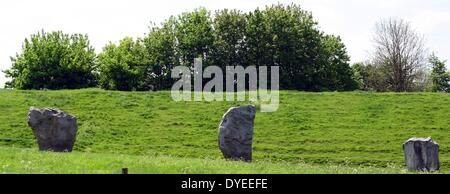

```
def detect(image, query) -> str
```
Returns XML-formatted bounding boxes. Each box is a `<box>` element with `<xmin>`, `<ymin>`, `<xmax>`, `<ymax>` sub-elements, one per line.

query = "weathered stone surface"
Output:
<box><xmin>218</xmin><ymin>105</ymin><xmax>256</xmax><ymax>162</ymax></box>
<box><xmin>28</xmin><ymin>107</ymin><xmax>78</xmax><ymax>152</ymax></box>
<box><xmin>403</xmin><ymin>137</ymin><xmax>440</xmax><ymax>171</ymax></box>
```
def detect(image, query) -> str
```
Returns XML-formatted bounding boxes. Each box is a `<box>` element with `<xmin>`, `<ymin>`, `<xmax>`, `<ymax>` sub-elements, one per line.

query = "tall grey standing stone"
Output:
<box><xmin>27</xmin><ymin>107</ymin><xmax>78</xmax><ymax>152</ymax></box>
<box><xmin>218</xmin><ymin>105</ymin><xmax>256</xmax><ymax>162</ymax></box>
<box><xmin>403</xmin><ymin>137</ymin><xmax>440</xmax><ymax>171</ymax></box>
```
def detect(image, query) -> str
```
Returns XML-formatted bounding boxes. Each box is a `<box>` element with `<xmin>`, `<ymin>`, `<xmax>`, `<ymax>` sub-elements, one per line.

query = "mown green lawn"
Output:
<box><xmin>0</xmin><ymin>89</ymin><xmax>449</xmax><ymax>173</ymax></box>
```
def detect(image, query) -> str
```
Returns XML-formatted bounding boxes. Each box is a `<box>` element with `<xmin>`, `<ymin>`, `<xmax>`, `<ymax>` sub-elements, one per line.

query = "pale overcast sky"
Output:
<box><xmin>1</xmin><ymin>0</ymin><xmax>449</xmax><ymax>88</ymax></box>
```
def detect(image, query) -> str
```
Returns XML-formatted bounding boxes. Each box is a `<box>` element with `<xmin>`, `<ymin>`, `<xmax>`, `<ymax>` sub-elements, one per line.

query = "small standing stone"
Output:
<box><xmin>403</xmin><ymin>137</ymin><xmax>440</xmax><ymax>171</ymax></box>
<box><xmin>218</xmin><ymin>105</ymin><xmax>256</xmax><ymax>162</ymax></box>
<box><xmin>28</xmin><ymin>107</ymin><xmax>78</xmax><ymax>152</ymax></box>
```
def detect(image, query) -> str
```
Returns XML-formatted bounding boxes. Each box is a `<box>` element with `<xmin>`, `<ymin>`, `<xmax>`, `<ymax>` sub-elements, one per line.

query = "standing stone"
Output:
<box><xmin>27</xmin><ymin>107</ymin><xmax>78</xmax><ymax>152</ymax></box>
<box><xmin>218</xmin><ymin>105</ymin><xmax>256</xmax><ymax>162</ymax></box>
<box><xmin>403</xmin><ymin>137</ymin><xmax>440</xmax><ymax>171</ymax></box>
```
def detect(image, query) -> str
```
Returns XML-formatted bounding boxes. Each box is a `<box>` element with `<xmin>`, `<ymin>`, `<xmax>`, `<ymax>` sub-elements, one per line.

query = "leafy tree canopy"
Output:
<box><xmin>4</xmin><ymin>30</ymin><xmax>97</xmax><ymax>89</ymax></box>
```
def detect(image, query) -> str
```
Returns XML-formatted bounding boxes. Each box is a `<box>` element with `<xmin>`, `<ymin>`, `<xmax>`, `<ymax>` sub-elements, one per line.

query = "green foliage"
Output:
<box><xmin>212</xmin><ymin>9</ymin><xmax>247</xmax><ymax>68</ymax></box>
<box><xmin>175</xmin><ymin>7</ymin><xmax>215</xmax><ymax>66</ymax></box>
<box><xmin>352</xmin><ymin>62</ymin><xmax>390</xmax><ymax>92</ymax></box>
<box><xmin>263</xmin><ymin>4</ymin><xmax>321</xmax><ymax>90</ymax></box>
<box><xmin>320</xmin><ymin>35</ymin><xmax>358</xmax><ymax>91</ymax></box>
<box><xmin>97</xmin><ymin>37</ymin><xmax>150</xmax><ymax>91</ymax></box>
<box><xmin>244</xmin><ymin>8</ymin><xmax>271</xmax><ymax>69</ymax></box>
<box><xmin>143</xmin><ymin>17</ymin><xmax>179</xmax><ymax>90</ymax></box>
<box><xmin>5</xmin><ymin>4</ymin><xmax>358</xmax><ymax>92</ymax></box>
<box><xmin>3</xmin><ymin>31</ymin><xmax>97</xmax><ymax>89</ymax></box>
<box><xmin>353</xmin><ymin>60</ymin><xmax>433</xmax><ymax>92</ymax></box>
<box><xmin>429</xmin><ymin>54</ymin><xmax>450</xmax><ymax>92</ymax></box>
<box><xmin>351</xmin><ymin>63</ymin><xmax>364</xmax><ymax>90</ymax></box>
<box><xmin>97</xmin><ymin>4</ymin><xmax>357</xmax><ymax>92</ymax></box>
<box><xmin>1</xmin><ymin>89</ymin><xmax>449</xmax><ymax>171</ymax></box>
<box><xmin>246</xmin><ymin>4</ymin><xmax>355</xmax><ymax>91</ymax></box>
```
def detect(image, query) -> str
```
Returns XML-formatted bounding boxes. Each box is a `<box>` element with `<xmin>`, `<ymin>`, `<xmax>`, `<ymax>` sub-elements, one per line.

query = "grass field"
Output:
<box><xmin>0</xmin><ymin>147</ymin><xmax>408</xmax><ymax>174</ymax></box>
<box><xmin>0</xmin><ymin>89</ymin><xmax>449</xmax><ymax>173</ymax></box>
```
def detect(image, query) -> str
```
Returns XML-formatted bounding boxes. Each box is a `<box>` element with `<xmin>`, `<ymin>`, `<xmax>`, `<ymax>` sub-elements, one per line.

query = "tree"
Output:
<box><xmin>3</xmin><ymin>30</ymin><xmax>97</xmax><ymax>89</ymax></box>
<box><xmin>211</xmin><ymin>9</ymin><xmax>247</xmax><ymax>68</ymax></box>
<box><xmin>98</xmin><ymin>37</ymin><xmax>150</xmax><ymax>91</ymax></box>
<box><xmin>94</xmin><ymin>4</ymin><xmax>358</xmax><ymax>92</ymax></box>
<box><xmin>429</xmin><ymin>54</ymin><xmax>450</xmax><ymax>92</ymax></box>
<box><xmin>352</xmin><ymin>62</ymin><xmax>390</xmax><ymax>92</ymax></box>
<box><xmin>175</xmin><ymin>7</ymin><xmax>215</xmax><ymax>66</ymax></box>
<box><xmin>372</xmin><ymin>18</ymin><xmax>427</xmax><ymax>92</ymax></box>
<box><xmin>320</xmin><ymin>35</ymin><xmax>358</xmax><ymax>91</ymax></box>
<box><xmin>245</xmin><ymin>4</ymin><xmax>356</xmax><ymax>91</ymax></box>
<box><xmin>411</xmin><ymin>67</ymin><xmax>432</xmax><ymax>92</ymax></box>
<box><xmin>351</xmin><ymin>63</ymin><xmax>364</xmax><ymax>90</ymax></box>
<box><xmin>259</xmin><ymin>4</ymin><xmax>324</xmax><ymax>91</ymax></box>
<box><xmin>144</xmin><ymin>17</ymin><xmax>179</xmax><ymax>90</ymax></box>
<box><xmin>244</xmin><ymin>8</ymin><xmax>271</xmax><ymax>69</ymax></box>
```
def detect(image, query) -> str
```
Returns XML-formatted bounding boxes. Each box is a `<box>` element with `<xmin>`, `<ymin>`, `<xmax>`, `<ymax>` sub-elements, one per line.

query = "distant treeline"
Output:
<box><xmin>3</xmin><ymin>4</ymin><xmax>358</xmax><ymax>91</ymax></box>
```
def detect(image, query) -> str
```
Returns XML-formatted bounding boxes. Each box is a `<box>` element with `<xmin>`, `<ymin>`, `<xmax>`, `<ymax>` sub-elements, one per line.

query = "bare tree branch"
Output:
<box><xmin>372</xmin><ymin>18</ymin><xmax>427</xmax><ymax>92</ymax></box>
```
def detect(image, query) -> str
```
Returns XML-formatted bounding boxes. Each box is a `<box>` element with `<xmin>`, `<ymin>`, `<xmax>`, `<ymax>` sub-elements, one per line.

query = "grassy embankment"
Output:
<box><xmin>0</xmin><ymin>89</ymin><xmax>448</xmax><ymax>173</ymax></box>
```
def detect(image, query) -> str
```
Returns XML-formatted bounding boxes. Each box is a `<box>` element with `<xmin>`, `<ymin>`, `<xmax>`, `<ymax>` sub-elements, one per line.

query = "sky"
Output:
<box><xmin>1</xmin><ymin>0</ymin><xmax>449</xmax><ymax>88</ymax></box>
